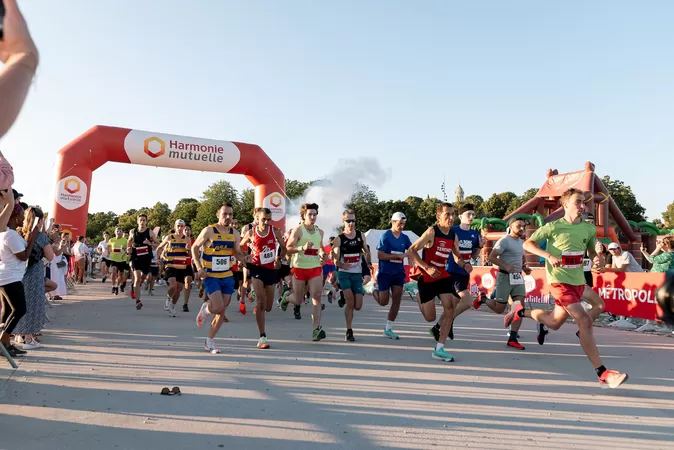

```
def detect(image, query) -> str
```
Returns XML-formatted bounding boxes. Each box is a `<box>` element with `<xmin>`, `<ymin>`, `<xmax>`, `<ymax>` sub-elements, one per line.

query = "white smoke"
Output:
<box><xmin>285</xmin><ymin>157</ymin><xmax>391</xmax><ymax>235</ymax></box>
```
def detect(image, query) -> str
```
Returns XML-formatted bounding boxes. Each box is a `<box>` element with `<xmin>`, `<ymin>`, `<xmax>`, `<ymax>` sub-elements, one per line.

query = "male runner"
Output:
<box><xmin>276</xmin><ymin>230</ymin><xmax>293</xmax><ymax>305</ymax></box>
<box><xmin>107</xmin><ymin>227</ymin><xmax>127</xmax><ymax>295</ymax></box>
<box><xmin>281</xmin><ymin>203</ymin><xmax>329</xmax><ymax>341</ymax></box>
<box><xmin>508</xmin><ymin>188</ymin><xmax>628</xmax><ymax>388</ymax></box>
<box><xmin>240</xmin><ymin>208</ymin><xmax>286</xmax><ymax>349</ymax></box>
<box><xmin>120</xmin><ymin>231</ymin><xmax>131</xmax><ymax>292</ymax></box>
<box><xmin>157</xmin><ymin>219</ymin><xmax>191</xmax><ymax>317</ymax></box>
<box><xmin>407</xmin><ymin>203</ymin><xmax>464</xmax><ymax>361</ymax></box>
<box><xmin>192</xmin><ymin>203</ymin><xmax>248</xmax><ymax>353</ymax></box>
<box><xmin>374</xmin><ymin>212</ymin><xmax>413</xmax><ymax>339</ymax></box>
<box><xmin>447</xmin><ymin>204</ymin><xmax>482</xmax><ymax>339</ymax></box>
<box><xmin>147</xmin><ymin>243</ymin><xmax>159</xmax><ymax>296</ymax></box>
<box><xmin>127</xmin><ymin>214</ymin><xmax>157</xmax><ymax>310</ymax></box>
<box><xmin>182</xmin><ymin>225</ymin><xmax>195</xmax><ymax>312</ymax></box>
<box><xmin>97</xmin><ymin>231</ymin><xmax>111</xmax><ymax>283</ymax></box>
<box><xmin>230</xmin><ymin>218</ymin><xmax>247</xmax><ymax>315</ymax></box>
<box><xmin>331</xmin><ymin>209</ymin><xmax>370</xmax><ymax>341</ymax></box>
<box><xmin>471</xmin><ymin>217</ymin><xmax>531</xmax><ymax>350</ymax></box>
<box><xmin>240</xmin><ymin>211</ymin><xmax>260</xmax><ymax>305</ymax></box>
<box><xmin>323</xmin><ymin>237</ymin><xmax>338</xmax><ymax>303</ymax></box>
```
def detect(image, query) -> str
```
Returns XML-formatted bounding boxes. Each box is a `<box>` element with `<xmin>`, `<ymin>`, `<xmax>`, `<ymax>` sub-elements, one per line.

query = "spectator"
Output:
<box><xmin>72</xmin><ymin>236</ymin><xmax>89</xmax><ymax>283</ymax></box>
<box><xmin>641</xmin><ymin>236</ymin><xmax>674</xmax><ymax>273</ymax></box>
<box><xmin>14</xmin><ymin>207</ymin><xmax>54</xmax><ymax>349</ymax></box>
<box><xmin>0</xmin><ymin>0</ymin><xmax>40</xmax><ymax>140</ymax></box>
<box><xmin>0</xmin><ymin>201</ymin><xmax>38</xmax><ymax>358</ymax></box>
<box><xmin>604</xmin><ymin>242</ymin><xmax>643</xmax><ymax>273</ymax></box>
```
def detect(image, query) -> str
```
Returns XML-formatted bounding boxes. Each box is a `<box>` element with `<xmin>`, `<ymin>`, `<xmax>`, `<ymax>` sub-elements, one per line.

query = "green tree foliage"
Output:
<box><xmin>192</xmin><ymin>181</ymin><xmax>241</xmax><ymax>231</ymax></box>
<box><xmin>506</xmin><ymin>187</ymin><xmax>539</xmax><ymax>215</ymax></box>
<box><xmin>146</xmin><ymin>202</ymin><xmax>171</xmax><ymax>235</ymax></box>
<box><xmin>86</xmin><ymin>211</ymin><xmax>118</xmax><ymax>242</ymax></box>
<box><xmin>117</xmin><ymin>208</ymin><xmax>143</xmax><ymax>234</ymax></box>
<box><xmin>462</xmin><ymin>195</ymin><xmax>485</xmax><ymax>215</ymax></box>
<box><xmin>481</xmin><ymin>192</ymin><xmax>517</xmax><ymax>218</ymax></box>
<box><xmin>417</xmin><ymin>197</ymin><xmax>442</xmax><ymax>228</ymax></box>
<box><xmin>345</xmin><ymin>184</ymin><xmax>380</xmax><ymax>232</ymax></box>
<box><xmin>239</xmin><ymin>188</ymin><xmax>256</xmax><ymax>226</ymax></box>
<box><xmin>285</xmin><ymin>179</ymin><xmax>312</xmax><ymax>200</ymax></box>
<box><xmin>662</xmin><ymin>202</ymin><xmax>674</xmax><ymax>228</ymax></box>
<box><xmin>168</xmin><ymin>198</ymin><xmax>200</xmax><ymax>229</ymax></box>
<box><xmin>376</xmin><ymin>200</ymin><xmax>424</xmax><ymax>235</ymax></box>
<box><xmin>601</xmin><ymin>176</ymin><xmax>646</xmax><ymax>222</ymax></box>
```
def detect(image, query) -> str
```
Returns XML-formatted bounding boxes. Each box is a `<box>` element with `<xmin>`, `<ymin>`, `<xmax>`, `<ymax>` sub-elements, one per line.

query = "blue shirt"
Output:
<box><xmin>376</xmin><ymin>230</ymin><xmax>412</xmax><ymax>275</ymax></box>
<box><xmin>446</xmin><ymin>226</ymin><xmax>481</xmax><ymax>275</ymax></box>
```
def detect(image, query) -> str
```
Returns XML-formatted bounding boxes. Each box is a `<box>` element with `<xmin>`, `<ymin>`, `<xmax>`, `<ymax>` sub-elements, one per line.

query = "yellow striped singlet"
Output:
<box><xmin>165</xmin><ymin>234</ymin><xmax>188</xmax><ymax>269</ymax></box>
<box><xmin>201</xmin><ymin>225</ymin><xmax>235</xmax><ymax>279</ymax></box>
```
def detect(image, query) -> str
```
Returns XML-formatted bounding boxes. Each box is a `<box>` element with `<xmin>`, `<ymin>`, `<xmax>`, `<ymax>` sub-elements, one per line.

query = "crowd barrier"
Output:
<box><xmin>468</xmin><ymin>267</ymin><xmax>664</xmax><ymax>321</ymax></box>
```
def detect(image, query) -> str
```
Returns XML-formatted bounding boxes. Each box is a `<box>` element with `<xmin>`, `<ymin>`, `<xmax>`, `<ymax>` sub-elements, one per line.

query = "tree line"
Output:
<box><xmin>86</xmin><ymin>176</ymin><xmax>667</xmax><ymax>243</ymax></box>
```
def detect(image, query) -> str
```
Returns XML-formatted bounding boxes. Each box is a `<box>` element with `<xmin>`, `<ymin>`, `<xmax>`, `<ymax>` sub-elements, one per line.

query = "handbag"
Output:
<box><xmin>56</xmin><ymin>259</ymin><xmax>67</xmax><ymax>269</ymax></box>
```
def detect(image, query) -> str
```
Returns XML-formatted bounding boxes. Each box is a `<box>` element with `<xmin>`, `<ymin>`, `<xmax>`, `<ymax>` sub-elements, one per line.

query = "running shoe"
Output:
<box><xmin>111</xmin><ymin>286</ymin><xmax>116</xmax><ymax>295</ymax></box>
<box><xmin>504</xmin><ymin>303</ymin><xmax>524</xmax><ymax>328</ymax></box>
<box><xmin>449</xmin><ymin>323</ymin><xmax>454</xmax><ymax>340</ymax></box>
<box><xmin>537</xmin><ymin>323</ymin><xmax>549</xmax><ymax>345</ymax></box>
<box><xmin>239</xmin><ymin>302</ymin><xmax>247</xmax><ymax>315</ymax></box>
<box><xmin>345</xmin><ymin>329</ymin><xmax>355</xmax><ymax>342</ymax></box>
<box><xmin>249</xmin><ymin>291</ymin><xmax>257</xmax><ymax>302</ymax></box>
<box><xmin>204</xmin><ymin>339</ymin><xmax>220</xmax><ymax>354</ymax></box>
<box><xmin>257</xmin><ymin>336</ymin><xmax>270</xmax><ymax>349</ymax></box>
<box><xmin>120</xmin><ymin>283</ymin><xmax>126</xmax><ymax>292</ymax></box>
<box><xmin>598</xmin><ymin>370</ymin><xmax>628</xmax><ymax>389</ymax></box>
<box><xmin>429</xmin><ymin>326</ymin><xmax>440</xmax><ymax>342</ymax></box>
<box><xmin>383</xmin><ymin>329</ymin><xmax>399</xmax><ymax>340</ymax></box>
<box><xmin>182</xmin><ymin>304</ymin><xmax>189</xmax><ymax>313</ymax></box>
<box><xmin>312</xmin><ymin>327</ymin><xmax>326</xmax><ymax>341</ymax></box>
<box><xmin>327</xmin><ymin>292</ymin><xmax>333</xmax><ymax>303</ymax></box>
<box><xmin>254</xmin><ymin>306</ymin><xmax>258</xmax><ymax>313</ymax></box>
<box><xmin>196</xmin><ymin>302</ymin><xmax>210</xmax><ymax>328</ymax></box>
<box><xmin>321</xmin><ymin>303</ymin><xmax>325</xmax><ymax>311</ymax></box>
<box><xmin>293</xmin><ymin>305</ymin><xmax>302</xmax><ymax>320</ymax></box>
<box><xmin>135</xmin><ymin>300</ymin><xmax>143</xmax><ymax>310</ymax></box>
<box><xmin>432</xmin><ymin>347</ymin><xmax>454</xmax><ymax>362</ymax></box>
<box><xmin>7</xmin><ymin>345</ymin><xmax>27</xmax><ymax>355</ymax></box>
<box><xmin>473</xmin><ymin>293</ymin><xmax>485</xmax><ymax>310</ymax></box>
<box><xmin>338</xmin><ymin>293</ymin><xmax>346</xmax><ymax>308</ymax></box>
<box><xmin>21</xmin><ymin>339</ymin><xmax>41</xmax><ymax>350</ymax></box>
<box><xmin>576</xmin><ymin>330</ymin><xmax>580</xmax><ymax>341</ymax></box>
<box><xmin>279</xmin><ymin>293</ymin><xmax>290</xmax><ymax>312</ymax></box>
<box><xmin>130</xmin><ymin>289</ymin><xmax>136</xmax><ymax>300</ymax></box>
<box><xmin>507</xmin><ymin>340</ymin><xmax>525</xmax><ymax>350</ymax></box>
<box><xmin>102</xmin><ymin>276</ymin><xmax>107</xmax><ymax>283</ymax></box>
<box><xmin>168</xmin><ymin>304</ymin><xmax>177</xmax><ymax>317</ymax></box>
<box><xmin>165</xmin><ymin>295</ymin><xmax>171</xmax><ymax>311</ymax></box>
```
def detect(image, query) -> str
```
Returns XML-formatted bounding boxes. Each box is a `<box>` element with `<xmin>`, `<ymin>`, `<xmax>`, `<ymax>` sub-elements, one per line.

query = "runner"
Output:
<box><xmin>120</xmin><ymin>231</ymin><xmax>131</xmax><ymax>293</ymax></box>
<box><xmin>446</xmin><ymin>204</ymin><xmax>483</xmax><ymax>339</ymax></box>
<box><xmin>471</xmin><ymin>217</ymin><xmax>530</xmax><ymax>350</ymax></box>
<box><xmin>240</xmin><ymin>211</ymin><xmax>260</xmax><ymax>306</ymax></box>
<box><xmin>107</xmin><ymin>227</ymin><xmax>128</xmax><ymax>295</ymax></box>
<box><xmin>127</xmin><ymin>214</ymin><xmax>158</xmax><ymax>310</ymax></box>
<box><xmin>146</xmin><ymin>243</ymin><xmax>159</xmax><ymax>296</ymax></box>
<box><xmin>97</xmin><ymin>231</ymin><xmax>111</xmax><ymax>283</ymax></box>
<box><xmin>231</xmin><ymin>218</ymin><xmax>247</xmax><ymax>315</ymax></box>
<box><xmin>374</xmin><ymin>212</ymin><xmax>413</xmax><ymax>339</ymax></box>
<box><xmin>182</xmin><ymin>225</ymin><xmax>195</xmax><ymax>312</ymax></box>
<box><xmin>157</xmin><ymin>219</ymin><xmax>191</xmax><ymax>317</ymax></box>
<box><xmin>192</xmin><ymin>203</ymin><xmax>248</xmax><ymax>354</ymax></box>
<box><xmin>280</xmin><ymin>203</ymin><xmax>329</xmax><ymax>341</ymax></box>
<box><xmin>407</xmin><ymin>203</ymin><xmax>463</xmax><ymax>361</ymax></box>
<box><xmin>331</xmin><ymin>209</ymin><xmax>370</xmax><ymax>341</ymax></box>
<box><xmin>323</xmin><ymin>237</ymin><xmax>339</xmax><ymax>303</ymax></box>
<box><xmin>239</xmin><ymin>208</ymin><xmax>286</xmax><ymax>349</ymax></box>
<box><xmin>276</xmin><ymin>230</ymin><xmax>293</xmax><ymax>306</ymax></box>
<box><xmin>510</xmin><ymin>188</ymin><xmax>628</xmax><ymax>388</ymax></box>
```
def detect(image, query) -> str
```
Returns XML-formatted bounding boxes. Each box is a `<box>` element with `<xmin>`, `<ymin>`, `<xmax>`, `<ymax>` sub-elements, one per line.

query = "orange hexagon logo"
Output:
<box><xmin>144</xmin><ymin>137</ymin><xmax>165</xmax><ymax>158</ymax></box>
<box><xmin>64</xmin><ymin>177</ymin><xmax>81</xmax><ymax>194</ymax></box>
<box><xmin>270</xmin><ymin>193</ymin><xmax>283</xmax><ymax>208</ymax></box>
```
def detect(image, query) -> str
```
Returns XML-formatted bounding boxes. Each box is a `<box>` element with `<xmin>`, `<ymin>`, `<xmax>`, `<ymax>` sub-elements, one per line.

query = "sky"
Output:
<box><xmin>3</xmin><ymin>0</ymin><xmax>673</xmax><ymax>221</ymax></box>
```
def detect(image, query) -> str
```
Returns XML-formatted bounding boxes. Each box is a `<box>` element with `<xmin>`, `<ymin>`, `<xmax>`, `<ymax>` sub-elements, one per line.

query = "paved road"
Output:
<box><xmin>1</xmin><ymin>282</ymin><xmax>673</xmax><ymax>449</ymax></box>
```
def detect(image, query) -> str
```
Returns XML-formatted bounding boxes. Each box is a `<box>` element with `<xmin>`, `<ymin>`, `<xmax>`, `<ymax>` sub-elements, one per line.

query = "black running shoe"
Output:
<box><xmin>346</xmin><ymin>329</ymin><xmax>355</xmax><ymax>342</ymax></box>
<box><xmin>448</xmin><ymin>323</ymin><xmax>454</xmax><ymax>340</ymax></box>
<box><xmin>321</xmin><ymin>303</ymin><xmax>325</xmax><ymax>311</ymax></box>
<box><xmin>293</xmin><ymin>305</ymin><xmax>301</xmax><ymax>320</ymax></box>
<box><xmin>537</xmin><ymin>323</ymin><xmax>549</xmax><ymax>345</ymax></box>
<box><xmin>183</xmin><ymin>304</ymin><xmax>189</xmax><ymax>312</ymax></box>
<box><xmin>429</xmin><ymin>325</ymin><xmax>440</xmax><ymax>342</ymax></box>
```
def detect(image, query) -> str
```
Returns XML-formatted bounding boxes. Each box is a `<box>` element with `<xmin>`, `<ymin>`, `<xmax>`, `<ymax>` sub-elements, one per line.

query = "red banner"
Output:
<box><xmin>468</xmin><ymin>267</ymin><xmax>664</xmax><ymax>321</ymax></box>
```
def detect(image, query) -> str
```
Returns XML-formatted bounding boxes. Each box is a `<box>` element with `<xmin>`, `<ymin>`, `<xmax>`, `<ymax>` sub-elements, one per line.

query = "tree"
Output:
<box><xmin>506</xmin><ymin>187</ymin><xmax>539</xmax><ymax>215</ymax></box>
<box><xmin>147</xmin><ymin>202</ymin><xmax>172</xmax><ymax>235</ymax></box>
<box><xmin>117</xmin><ymin>208</ymin><xmax>142</xmax><ymax>234</ymax></box>
<box><xmin>192</xmin><ymin>180</ymin><xmax>241</xmax><ymax>231</ymax></box>
<box><xmin>86</xmin><ymin>211</ymin><xmax>118</xmax><ymax>242</ymax></box>
<box><xmin>417</xmin><ymin>197</ymin><xmax>441</xmax><ymax>228</ymax></box>
<box><xmin>346</xmin><ymin>184</ymin><xmax>380</xmax><ymax>232</ymax></box>
<box><xmin>663</xmin><ymin>202</ymin><xmax>674</xmax><ymax>228</ymax></box>
<box><xmin>481</xmin><ymin>192</ymin><xmax>517</xmax><ymax>218</ymax></box>
<box><xmin>404</xmin><ymin>196</ymin><xmax>424</xmax><ymax>212</ymax></box>
<box><xmin>239</xmin><ymin>188</ymin><xmax>255</xmax><ymax>226</ymax></box>
<box><xmin>462</xmin><ymin>195</ymin><xmax>485</xmax><ymax>216</ymax></box>
<box><xmin>285</xmin><ymin>179</ymin><xmax>312</xmax><ymax>200</ymax></box>
<box><xmin>601</xmin><ymin>176</ymin><xmax>646</xmax><ymax>222</ymax></box>
<box><xmin>169</xmin><ymin>198</ymin><xmax>200</xmax><ymax>228</ymax></box>
<box><xmin>376</xmin><ymin>200</ymin><xmax>424</xmax><ymax>235</ymax></box>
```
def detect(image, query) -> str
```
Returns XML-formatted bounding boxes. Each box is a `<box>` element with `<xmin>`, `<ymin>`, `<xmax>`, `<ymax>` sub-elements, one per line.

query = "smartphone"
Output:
<box><xmin>0</xmin><ymin>0</ymin><xmax>5</xmax><ymax>41</ymax></box>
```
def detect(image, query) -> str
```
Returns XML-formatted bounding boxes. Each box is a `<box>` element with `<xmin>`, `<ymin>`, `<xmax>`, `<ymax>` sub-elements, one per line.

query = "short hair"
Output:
<box><xmin>77</xmin><ymin>235</ymin><xmax>85</xmax><ymax>241</ymax></box>
<box><xmin>436</xmin><ymin>202</ymin><xmax>453</xmax><ymax>214</ymax></box>
<box><xmin>508</xmin><ymin>216</ymin><xmax>526</xmax><ymax>226</ymax></box>
<box><xmin>342</xmin><ymin>209</ymin><xmax>355</xmax><ymax>217</ymax></box>
<box><xmin>253</xmin><ymin>207</ymin><xmax>263</xmax><ymax>214</ymax></box>
<box><xmin>256</xmin><ymin>207</ymin><xmax>271</xmax><ymax>216</ymax></box>
<box><xmin>137</xmin><ymin>213</ymin><xmax>148</xmax><ymax>220</ymax></box>
<box><xmin>218</xmin><ymin>203</ymin><xmax>234</xmax><ymax>212</ymax></box>
<box><xmin>300</xmin><ymin>203</ymin><xmax>319</xmax><ymax>220</ymax></box>
<box><xmin>560</xmin><ymin>188</ymin><xmax>585</xmax><ymax>206</ymax></box>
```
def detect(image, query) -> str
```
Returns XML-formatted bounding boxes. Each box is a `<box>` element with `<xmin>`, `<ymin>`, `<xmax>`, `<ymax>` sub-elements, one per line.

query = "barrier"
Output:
<box><xmin>468</xmin><ymin>267</ymin><xmax>664</xmax><ymax>321</ymax></box>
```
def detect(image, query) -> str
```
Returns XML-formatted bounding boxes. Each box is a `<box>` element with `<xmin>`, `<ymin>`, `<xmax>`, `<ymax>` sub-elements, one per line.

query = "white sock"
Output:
<box><xmin>435</xmin><ymin>343</ymin><xmax>444</xmax><ymax>351</ymax></box>
<box><xmin>386</xmin><ymin>320</ymin><xmax>394</xmax><ymax>331</ymax></box>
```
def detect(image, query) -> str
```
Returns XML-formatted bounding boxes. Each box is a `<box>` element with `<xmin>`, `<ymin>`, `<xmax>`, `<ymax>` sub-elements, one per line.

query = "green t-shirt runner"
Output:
<box><xmin>108</xmin><ymin>237</ymin><xmax>128</xmax><ymax>263</ymax></box>
<box><xmin>530</xmin><ymin>219</ymin><xmax>596</xmax><ymax>286</ymax></box>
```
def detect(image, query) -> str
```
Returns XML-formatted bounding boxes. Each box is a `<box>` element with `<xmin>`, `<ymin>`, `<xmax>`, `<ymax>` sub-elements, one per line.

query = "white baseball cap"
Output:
<box><xmin>391</xmin><ymin>212</ymin><xmax>406</xmax><ymax>222</ymax></box>
<box><xmin>174</xmin><ymin>219</ymin><xmax>185</xmax><ymax>226</ymax></box>
<box><xmin>608</xmin><ymin>242</ymin><xmax>620</xmax><ymax>250</ymax></box>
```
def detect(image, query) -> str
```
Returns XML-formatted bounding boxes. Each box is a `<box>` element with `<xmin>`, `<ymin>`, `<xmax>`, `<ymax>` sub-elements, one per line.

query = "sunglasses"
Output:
<box><xmin>344</xmin><ymin>219</ymin><xmax>356</xmax><ymax>223</ymax></box>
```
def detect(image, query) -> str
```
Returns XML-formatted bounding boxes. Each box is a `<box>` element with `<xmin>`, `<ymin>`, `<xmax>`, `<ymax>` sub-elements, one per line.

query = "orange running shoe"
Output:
<box><xmin>239</xmin><ymin>302</ymin><xmax>247</xmax><ymax>315</ymax></box>
<box><xmin>598</xmin><ymin>370</ymin><xmax>628</xmax><ymax>389</ymax></box>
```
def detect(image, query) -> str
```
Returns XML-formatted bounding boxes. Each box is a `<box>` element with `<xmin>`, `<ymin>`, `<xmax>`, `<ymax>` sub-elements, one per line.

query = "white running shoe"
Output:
<box><xmin>204</xmin><ymin>339</ymin><xmax>220</xmax><ymax>354</ymax></box>
<box><xmin>196</xmin><ymin>302</ymin><xmax>210</xmax><ymax>328</ymax></box>
<box><xmin>22</xmin><ymin>339</ymin><xmax>42</xmax><ymax>350</ymax></box>
<box><xmin>165</xmin><ymin>295</ymin><xmax>171</xmax><ymax>311</ymax></box>
<box><xmin>168</xmin><ymin>304</ymin><xmax>177</xmax><ymax>317</ymax></box>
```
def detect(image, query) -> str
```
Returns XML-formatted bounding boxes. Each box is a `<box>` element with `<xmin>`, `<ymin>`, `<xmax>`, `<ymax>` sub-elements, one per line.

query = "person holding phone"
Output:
<box><xmin>0</xmin><ymin>0</ymin><xmax>39</xmax><ymax>140</ymax></box>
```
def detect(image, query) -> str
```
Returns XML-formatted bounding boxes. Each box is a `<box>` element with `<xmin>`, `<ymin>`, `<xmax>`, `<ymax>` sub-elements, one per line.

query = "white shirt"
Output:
<box><xmin>72</xmin><ymin>241</ymin><xmax>90</xmax><ymax>260</ymax></box>
<box><xmin>98</xmin><ymin>240</ymin><xmax>110</xmax><ymax>258</ymax></box>
<box><xmin>614</xmin><ymin>251</ymin><xmax>644</xmax><ymax>272</ymax></box>
<box><xmin>0</xmin><ymin>229</ymin><xmax>27</xmax><ymax>285</ymax></box>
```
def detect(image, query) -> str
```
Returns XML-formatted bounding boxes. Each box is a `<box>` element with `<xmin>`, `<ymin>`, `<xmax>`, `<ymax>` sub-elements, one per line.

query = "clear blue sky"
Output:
<box><xmin>3</xmin><ymin>0</ymin><xmax>673</xmax><ymax>220</ymax></box>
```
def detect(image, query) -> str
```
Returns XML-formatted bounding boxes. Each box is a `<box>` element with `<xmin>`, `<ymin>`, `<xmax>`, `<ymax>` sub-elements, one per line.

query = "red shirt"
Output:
<box><xmin>324</xmin><ymin>245</ymin><xmax>334</xmax><ymax>267</ymax></box>
<box><xmin>251</xmin><ymin>226</ymin><xmax>278</xmax><ymax>269</ymax></box>
<box><xmin>420</xmin><ymin>225</ymin><xmax>455</xmax><ymax>282</ymax></box>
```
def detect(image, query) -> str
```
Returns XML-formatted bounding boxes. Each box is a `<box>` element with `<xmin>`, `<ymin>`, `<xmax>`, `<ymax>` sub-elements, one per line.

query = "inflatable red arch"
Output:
<box><xmin>51</xmin><ymin>126</ymin><xmax>286</xmax><ymax>237</ymax></box>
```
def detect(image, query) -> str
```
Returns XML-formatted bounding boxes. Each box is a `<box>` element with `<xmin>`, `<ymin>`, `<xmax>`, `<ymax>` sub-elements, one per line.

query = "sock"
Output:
<box><xmin>595</xmin><ymin>365</ymin><xmax>606</xmax><ymax>377</ymax></box>
<box><xmin>509</xmin><ymin>330</ymin><xmax>518</xmax><ymax>341</ymax></box>
<box><xmin>260</xmin><ymin>332</ymin><xmax>266</xmax><ymax>338</ymax></box>
<box><xmin>386</xmin><ymin>320</ymin><xmax>394</xmax><ymax>331</ymax></box>
<box><xmin>435</xmin><ymin>343</ymin><xmax>444</xmax><ymax>351</ymax></box>
<box><xmin>433</xmin><ymin>322</ymin><xmax>440</xmax><ymax>331</ymax></box>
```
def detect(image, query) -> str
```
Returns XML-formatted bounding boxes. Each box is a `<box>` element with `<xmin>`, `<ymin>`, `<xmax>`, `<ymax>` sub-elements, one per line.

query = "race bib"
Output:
<box><xmin>135</xmin><ymin>246</ymin><xmax>149</xmax><ymax>256</ymax></box>
<box><xmin>304</xmin><ymin>248</ymin><xmax>319</xmax><ymax>257</ymax></box>
<box><xmin>344</xmin><ymin>253</ymin><xmax>360</xmax><ymax>264</ymax></box>
<box><xmin>172</xmin><ymin>257</ymin><xmax>187</xmax><ymax>266</ymax></box>
<box><xmin>561</xmin><ymin>251</ymin><xmax>583</xmax><ymax>269</ymax></box>
<box><xmin>260</xmin><ymin>249</ymin><xmax>275</xmax><ymax>265</ymax></box>
<box><xmin>583</xmin><ymin>258</ymin><xmax>592</xmax><ymax>272</ymax></box>
<box><xmin>391</xmin><ymin>250</ymin><xmax>403</xmax><ymax>263</ymax></box>
<box><xmin>112</xmin><ymin>248</ymin><xmax>121</xmax><ymax>253</ymax></box>
<box><xmin>460</xmin><ymin>251</ymin><xmax>472</xmax><ymax>262</ymax></box>
<box><xmin>212</xmin><ymin>256</ymin><xmax>231</xmax><ymax>272</ymax></box>
<box><xmin>509</xmin><ymin>272</ymin><xmax>524</xmax><ymax>285</ymax></box>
